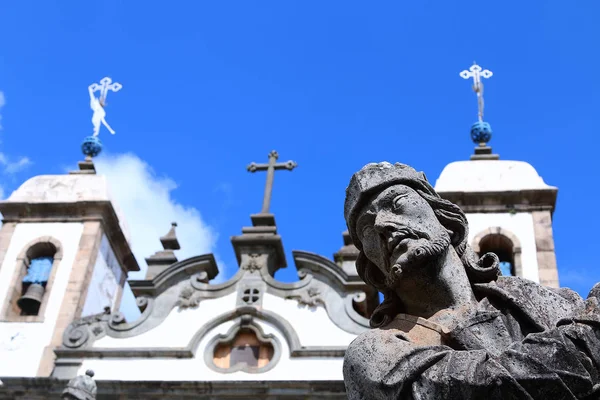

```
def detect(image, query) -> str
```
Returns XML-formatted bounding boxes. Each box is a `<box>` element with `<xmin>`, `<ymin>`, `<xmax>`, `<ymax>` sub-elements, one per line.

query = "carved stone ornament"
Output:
<box><xmin>242</xmin><ymin>253</ymin><xmax>262</xmax><ymax>273</ymax></box>
<box><xmin>343</xmin><ymin>162</ymin><xmax>600</xmax><ymax>399</ymax></box>
<box><xmin>287</xmin><ymin>286</ymin><xmax>323</xmax><ymax>308</ymax></box>
<box><xmin>63</xmin><ymin>307</ymin><xmax>113</xmax><ymax>348</ymax></box>
<box><xmin>205</xmin><ymin>316</ymin><xmax>281</xmax><ymax>374</ymax></box>
<box><xmin>176</xmin><ymin>284</ymin><xmax>202</xmax><ymax>310</ymax></box>
<box><xmin>62</xmin><ymin>304</ymin><xmax>144</xmax><ymax>349</ymax></box>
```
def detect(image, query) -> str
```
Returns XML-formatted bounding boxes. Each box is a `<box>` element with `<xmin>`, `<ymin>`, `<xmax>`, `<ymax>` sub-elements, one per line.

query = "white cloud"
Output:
<box><xmin>0</xmin><ymin>92</ymin><xmax>31</xmax><ymax>175</ymax></box>
<box><xmin>1</xmin><ymin>156</ymin><xmax>31</xmax><ymax>174</ymax></box>
<box><xmin>94</xmin><ymin>153</ymin><xmax>221</xmax><ymax>281</ymax></box>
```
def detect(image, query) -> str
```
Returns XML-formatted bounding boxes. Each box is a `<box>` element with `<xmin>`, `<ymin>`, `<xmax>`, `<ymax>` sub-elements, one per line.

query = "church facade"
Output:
<box><xmin>0</xmin><ymin>143</ymin><xmax>559</xmax><ymax>398</ymax></box>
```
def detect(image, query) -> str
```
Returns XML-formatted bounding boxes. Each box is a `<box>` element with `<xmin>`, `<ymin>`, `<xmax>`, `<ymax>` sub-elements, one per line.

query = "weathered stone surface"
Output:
<box><xmin>343</xmin><ymin>162</ymin><xmax>600</xmax><ymax>399</ymax></box>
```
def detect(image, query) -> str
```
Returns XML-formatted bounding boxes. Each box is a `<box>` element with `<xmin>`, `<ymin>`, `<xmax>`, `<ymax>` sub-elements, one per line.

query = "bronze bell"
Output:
<box><xmin>17</xmin><ymin>283</ymin><xmax>45</xmax><ymax>315</ymax></box>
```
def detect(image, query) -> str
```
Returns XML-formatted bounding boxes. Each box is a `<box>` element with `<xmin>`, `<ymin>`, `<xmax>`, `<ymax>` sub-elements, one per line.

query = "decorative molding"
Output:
<box><xmin>62</xmin><ymin>307</ymin><xmax>113</xmax><ymax>349</ymax></box>
<box><xmin>437</xmin><ymin>189</ymin><xmax>558</xmax><ymax>215</ymax></box>
<box><xmin>176</xmin><ymin>285</ymin><xmax>202</xmax><ymax>310</ymax></box>
<box><xmin>61</xmin><ymin>294</ymin><xmax>157</xmax><ymax>349</ymax></box>
<box><xmin>289</xmin><ymin>251</ymin><xmax>377</xmax><ymax>332</ymax></box>
<box><xmin>55</xmin><ymin>307</ymin><xmax>347</xmax><ymax>361</ymax></box>
<box><xmin>259</xmin><ymin>264</ymin><xmax>313</xmax><ymax>291</ymax></box>
<box><xmin>129</xmin><ymin>254</ymin><xmax>218</xmax><ymax>297</ymax></box>
<box><xmin>241</xmin><ymin>253</ymin><xmax>262</xmax><ymax>273</ymax></box>
<box><xmin>0</xmin><ymin>201</ymin><xmax>139</xmax><ymax>273</ymax></box>
<box><xmin>292</xmin><ymin>251</ymin><xmax>367</xmax><ymax>287</ymax></box>
<box><xmin>286</xmin><ymin>286</ymin><xmax>324</xmax><ymax>308</ymax></box>
<box><xmin>344</xmin><ymin>293</ymin><xmax>370</xmax><ymax>328</ymax></box>
<box><xmin>1</xmin><ymin>378</ymin><xmax>348</xmax><ymax>399</ymax></box>
<box><xmin>204</xmin><ymin>316</ymin><xmax>281</xmax><ymax>374</ymax></box>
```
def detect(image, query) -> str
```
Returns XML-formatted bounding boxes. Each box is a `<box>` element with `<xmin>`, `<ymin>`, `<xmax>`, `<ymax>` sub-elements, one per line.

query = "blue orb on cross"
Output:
<box><xmin>81</xmin><ymin>136</ymin><xmax>103</xmax><ymax>158</ymax></box>
<box><xmin>470</xmin><ymin>121</ymin><xmax>492</xmax><ymax>144</ymax></box>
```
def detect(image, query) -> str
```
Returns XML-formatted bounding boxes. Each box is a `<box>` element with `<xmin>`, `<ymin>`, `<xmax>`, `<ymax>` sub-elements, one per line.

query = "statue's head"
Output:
<box><xmin>345</xmin><ymin>162</ymin><xmax>499</xmax><ymax>328</ymax></box>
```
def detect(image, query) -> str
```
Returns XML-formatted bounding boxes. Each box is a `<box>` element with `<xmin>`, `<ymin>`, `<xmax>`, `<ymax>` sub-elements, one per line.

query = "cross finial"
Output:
<box><xmin>247</xmin><ymin>151</ymin><xmax>297</xmax><ymax>214</ymax></box>
<box><xmin>88</xmin><ymin>77</ymin><xmax>122</xmax><ymax>137</ymax></box>
<box><xmin>459</xmin><ymin>63</ymin><xmax>493</xmax><ymax>122</ymax></box>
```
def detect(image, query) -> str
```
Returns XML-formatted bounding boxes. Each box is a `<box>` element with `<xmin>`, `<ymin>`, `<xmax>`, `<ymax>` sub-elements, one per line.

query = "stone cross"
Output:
<box><xmin>247</xmin><ymin>150</ymin><xmax>297</xmax><ymax>214</ymax></box>
<box><xmin>460</xmin><ymin>63</ymin><xmax>493</xmax><ymax>121</ymax></box>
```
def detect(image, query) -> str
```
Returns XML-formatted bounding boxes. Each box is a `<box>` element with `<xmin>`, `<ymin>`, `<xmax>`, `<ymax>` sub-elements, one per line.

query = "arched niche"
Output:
<box><xmin>471</xmin><ymin>227</ymin><xmax>522</xmax><ymax>277</ymax></box>
<box><xmin>204</xmin><ymin>317</ymin><xmax>281</xmax><ymax>374</ymax></box>
<box><xmin>1</xmin><ymin>236</ymin><xmax>63</xmax><ymax>322</ymax></box>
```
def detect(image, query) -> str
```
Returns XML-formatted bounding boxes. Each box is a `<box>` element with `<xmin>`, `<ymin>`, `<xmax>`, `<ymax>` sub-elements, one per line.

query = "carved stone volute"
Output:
<box><xmin>62</xmin><ymin>307</ymin><xmax>112</xmax><ymax>349</ymax></box>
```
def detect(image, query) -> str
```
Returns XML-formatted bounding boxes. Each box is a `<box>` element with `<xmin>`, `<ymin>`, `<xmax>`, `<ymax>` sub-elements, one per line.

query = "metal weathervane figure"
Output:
<box><xmin>81</xmin><ymin>77</ymin><xmax>122</xmax><ymax>159</ymax></box>
<box><xmin>460</xmin><ymin>63</ymin><xmax>494</xmax><ymax>145</ymax></box>
<box><xmin>89</xmin><ymin>77</ymin><xmax>122</xmax><ymax>137</ymax></box>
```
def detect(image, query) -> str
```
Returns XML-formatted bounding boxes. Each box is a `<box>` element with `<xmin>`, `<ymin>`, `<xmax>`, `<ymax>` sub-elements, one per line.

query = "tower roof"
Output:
<box><xmin>434</xmin><ymin>159</ymin><xmax>555</xmax><ymax>193</ymax></box>
<box><xmin>6</xmin><ymin>174</ymin><xmax>131</xmax><ymax>243</ymax></box>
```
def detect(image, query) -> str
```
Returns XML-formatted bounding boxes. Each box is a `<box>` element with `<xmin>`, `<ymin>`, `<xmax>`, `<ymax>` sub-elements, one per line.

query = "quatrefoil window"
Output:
<box><xmin>207</xmin><ymin>322</ymin><xmax>280</xmax><ymax>374</ymax></box>
<box><xmin>242</xmin><ymin>288</ymin><xmax>260</xmax><ymax>304</ymax></box>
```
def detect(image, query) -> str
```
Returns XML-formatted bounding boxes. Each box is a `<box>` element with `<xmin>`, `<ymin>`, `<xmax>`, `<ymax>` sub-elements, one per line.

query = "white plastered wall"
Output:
<box><xmin>466</xmin><ymin>212</ymin><xmax>539</xmax><ymax>282</ymax></box>
<box><xmin>81</xmin><ymin>235</ymin><xmax>123</xmax><ymax>317</ymax></box>
<box><xmin>0</xmin><ymin>222</ymin><xmax>83</xmax><ymax>377</ymax></box>
<box><xmin>78</xmin><ymin>292</ymin><xmax>356</xmax><ymax>381</ymax></box>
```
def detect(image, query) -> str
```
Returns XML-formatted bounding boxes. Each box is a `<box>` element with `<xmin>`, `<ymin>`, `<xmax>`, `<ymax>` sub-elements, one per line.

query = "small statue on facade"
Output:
<box><xmin>343</xmin><ymin>162</ymin><xmax>600</xmax><ymax>399</ymax></box>
<box><xmin>62</xmin><ymin>369</ymin><xmax>97</xmax><ymax>400</ymax></box>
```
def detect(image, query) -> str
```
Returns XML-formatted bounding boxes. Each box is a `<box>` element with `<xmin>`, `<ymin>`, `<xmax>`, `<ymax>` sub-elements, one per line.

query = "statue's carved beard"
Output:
<box><xmin>384</xmin><ymin>229</ymin><xmax>451</xmax><ymax>288</ymax></box>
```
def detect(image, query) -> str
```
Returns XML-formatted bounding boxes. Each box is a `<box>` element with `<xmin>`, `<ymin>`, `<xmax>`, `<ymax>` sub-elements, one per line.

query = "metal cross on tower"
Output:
<box><xmin>459</xmin><ymin>63</ymin><xmax>493</xmax><ymax>122</ymax></box>
<box><xmin>88</xmin><ymin>77</ymin><xmax>123</xmax><ymax>137</ymax></box>
<box><xmin>90</xmin><ymin>77</ymin><xmax>123</xmax><ymax>106</ymax></box>
<box><xmin>247</xmin><ymin>151</ymin><xmax>297</xmax><ymax>214</ymax></box>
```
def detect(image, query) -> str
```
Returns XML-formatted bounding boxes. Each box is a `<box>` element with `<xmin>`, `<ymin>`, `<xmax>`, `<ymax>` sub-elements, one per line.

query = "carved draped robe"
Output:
<box><xmin>344</xmin><ymin>277</ymin><xmax>600</xmax><ymax>399</ymax></box>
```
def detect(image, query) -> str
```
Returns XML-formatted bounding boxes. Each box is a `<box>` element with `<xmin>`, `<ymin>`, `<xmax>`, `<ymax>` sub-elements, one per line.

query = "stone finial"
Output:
<box><xmin>470</xmin><ymin>142</ymin><xmax>500</xmax><ymax>160</ymax></box>
<box><xmin>160</xmin><ymin>222</ymin><xmax>181</xmax><ymax>250</ymax></box>
<box><xmin>61</xmin><ymin>369</ymin><xmax>97</xmax><ymax>400</ymax></box>
<box><xmin>231</xmin><ymin>213</ymin><xmax>287</xmax><ymax>276</ymax></box>
<box><xmin>69</xmin><ymin>156</ymin><xmax>97</xmax><ymax>175</ymax></box>
<box><xmin>145</xmin><ymin>222</ymin><xmax>180</xmax><ymax>280</ymax></box>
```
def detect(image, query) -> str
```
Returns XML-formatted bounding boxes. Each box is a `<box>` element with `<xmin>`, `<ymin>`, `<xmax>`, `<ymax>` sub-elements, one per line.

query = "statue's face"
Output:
<box><xmin>355</xmin><ymin>184</ymin><xmax>451</xmax><ymax>287</ymax></box>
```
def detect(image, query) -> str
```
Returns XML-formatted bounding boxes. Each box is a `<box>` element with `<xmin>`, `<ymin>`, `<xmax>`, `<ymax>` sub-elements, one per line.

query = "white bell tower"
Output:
<box><xmin>0</xmin><ymin>158</ymin><xmax>139</xmax><ymax>377</ymax></box>
<box><xmin>435</xmin><ymin>63</ymin><xmax>560</xmax><ymax>288</ymax></box>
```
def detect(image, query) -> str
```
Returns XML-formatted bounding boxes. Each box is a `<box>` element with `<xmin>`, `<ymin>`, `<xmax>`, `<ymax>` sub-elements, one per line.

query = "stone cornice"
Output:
<box><xmin>437</xmin><ymin>188</ymin><xmax>558</xmax><ymax>215</ymax></box>
<box><xmin>0</xmin><ymin>201</ymin><xmax>139</xmax><ymax>272</ymax></box>
<box><xmin>0</xmin><ymin>378</ymin><xmax>347</xmax><ymax>398</ymax></box>
<box><xmin>128</xmin><ymin>254</ymin><xmax>219</xmax><ymax>297</ymax></box>
<box><xmin>55</xmin><ymin>307</ymin><xmax>347</xmax><ymax>360</ymax></box>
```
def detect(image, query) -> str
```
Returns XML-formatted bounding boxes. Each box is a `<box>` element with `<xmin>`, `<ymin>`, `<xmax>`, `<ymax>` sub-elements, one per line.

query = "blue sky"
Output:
<box><xmin>0</xmin><ymin>1</ymin><xmax>599</xmax><ymax>296</ymax></box>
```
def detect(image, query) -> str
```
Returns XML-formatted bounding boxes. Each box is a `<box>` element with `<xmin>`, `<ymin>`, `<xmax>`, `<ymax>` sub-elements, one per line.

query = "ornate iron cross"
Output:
<box><xmin>247</xmin><ymin>150</ymin><xmax>297</xmax><ymax>214</ymax></box>
<box><xmin>90</xmin><ymin>77</ymin><xmax>123</xmax><ymax>105</ymax></box>
<box><xmin>460</xmin><ymin>63</ymin><xmax>493</xmax><ymax>122</ymax></box>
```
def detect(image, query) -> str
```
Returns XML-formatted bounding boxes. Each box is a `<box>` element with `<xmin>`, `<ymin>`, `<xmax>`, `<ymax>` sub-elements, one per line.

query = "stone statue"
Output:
<box><xmin>343</xmin><ymin>162</ymin><xmax>600</xmax><ymax>399</ymax></box>
<box><xmin>62</xmin><ymin>369</ymin><xmax>97</xmax><ymax>400</ymax></box>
